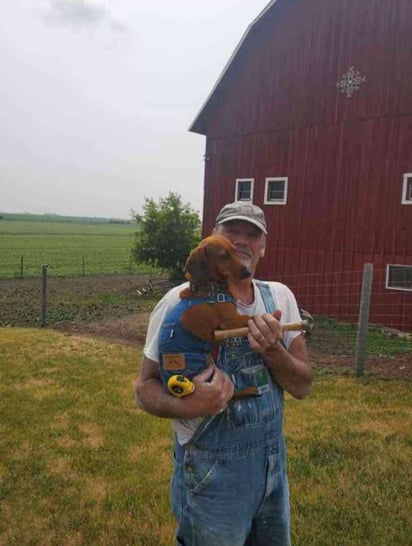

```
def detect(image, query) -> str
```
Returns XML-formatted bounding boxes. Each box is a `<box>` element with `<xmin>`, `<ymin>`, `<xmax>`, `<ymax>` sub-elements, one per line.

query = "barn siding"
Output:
<box><xmin>204</xmin><ymin>116</ymin><xmax>411</xmax><ymax>258</ymax></box>
<box><xmin>198</xmin><ymin>0</ymin><xmax>411</xmax><ymax>330</ymax></box>
<box><xmin>202</xmin><ymin>113</ymin><xmax>412</xmax><ymax>329</ymax></box>
<box><xmin>197</xmin><ymin>0</ymin><xmax>412</xmax><ymax>136</ymax></box>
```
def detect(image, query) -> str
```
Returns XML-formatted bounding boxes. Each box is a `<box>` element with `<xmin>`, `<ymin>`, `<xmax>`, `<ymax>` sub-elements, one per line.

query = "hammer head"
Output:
<box><xmin>300</xmin><ymin>309</ymin><xmax>315</xmax><ymax>335</ymax></box>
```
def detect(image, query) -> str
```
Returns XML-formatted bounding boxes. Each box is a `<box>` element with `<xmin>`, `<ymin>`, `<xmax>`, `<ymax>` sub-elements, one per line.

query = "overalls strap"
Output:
<box><xmin>255</xmin><ymin>281</ymin><xmax>286</xmax><ymax>349</ymax></box>
<box><xmin>255</xmin><ymin>280</ymin><xmax>277</xmax><ymax>314</ymax></box>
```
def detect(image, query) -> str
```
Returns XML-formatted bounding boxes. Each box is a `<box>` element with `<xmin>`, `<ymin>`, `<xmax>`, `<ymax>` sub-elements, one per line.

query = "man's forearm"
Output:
<box><xmin>264</xmin><ymin>341</ymin><xmax>312</xmax><ymax>399</ymax></box>
<box><xmin>135</xmin><ymin>377</ymin><xmax>188</xmax><ymax>418</ymax></box>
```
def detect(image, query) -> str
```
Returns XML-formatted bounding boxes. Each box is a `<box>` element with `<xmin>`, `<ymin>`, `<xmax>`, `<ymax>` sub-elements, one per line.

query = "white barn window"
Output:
<box><xmin>264</xmin><ymin>177</ymin><xmax>288</xmax><ymax>205</ymax></box>
<box><xmin>401</xmin><ymin>173</ymin><xmax>412</xmax><ymax>204</ymax></box>
<box><xmin>386</xmin><ymin>265</ymin><xmax>412</xmax><ymax>291</ymax></box>
<box><xmin>235</xmin><ymin>178</ymin><xmax>254</xmax><ymax>201</ymax></box>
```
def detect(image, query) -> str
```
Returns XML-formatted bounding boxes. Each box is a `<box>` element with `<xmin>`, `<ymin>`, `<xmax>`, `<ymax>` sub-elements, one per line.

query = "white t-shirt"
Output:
<box><xmin>143</xmin><ymin>279</ymin><xmax>302</xmax><ymax>444</ymax></box>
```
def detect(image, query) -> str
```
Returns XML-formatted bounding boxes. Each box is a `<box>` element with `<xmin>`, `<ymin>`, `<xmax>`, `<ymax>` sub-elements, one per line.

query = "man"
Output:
<box><xmin>135</xmin><ymin>201</ymin><xmax>313</xmax><ymax>545</ymax></box>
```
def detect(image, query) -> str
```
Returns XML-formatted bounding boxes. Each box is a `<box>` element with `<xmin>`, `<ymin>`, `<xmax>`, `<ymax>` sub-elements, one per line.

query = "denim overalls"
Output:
<box><xmin>171</xmin><ymin>282</ymin><xmax>291</xmax><ymax>546</ymax></box>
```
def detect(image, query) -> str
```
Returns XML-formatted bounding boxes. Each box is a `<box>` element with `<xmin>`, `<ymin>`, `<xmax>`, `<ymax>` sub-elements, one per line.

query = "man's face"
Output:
<box><xmin>213</xmin><ymin>220</ymin><xmax>266</xmax><ymax>274</ymax></box>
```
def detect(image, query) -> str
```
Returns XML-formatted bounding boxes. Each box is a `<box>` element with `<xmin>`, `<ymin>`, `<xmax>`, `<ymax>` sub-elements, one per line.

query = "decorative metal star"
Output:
<box><xmin>336</xmin><ymin>66</ymin><xmax>366</xmax><ymax>98</ymax></box>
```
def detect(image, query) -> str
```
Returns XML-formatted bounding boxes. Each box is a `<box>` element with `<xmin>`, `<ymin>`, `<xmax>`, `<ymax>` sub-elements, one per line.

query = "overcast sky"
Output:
<box><xmin>1</xmin><ymin>0</ymin><xmax>270</xmax><ymax>219</ymax></box>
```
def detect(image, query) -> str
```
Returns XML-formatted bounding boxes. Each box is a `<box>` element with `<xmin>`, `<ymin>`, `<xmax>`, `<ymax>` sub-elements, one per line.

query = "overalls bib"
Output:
<box><xmin>171</xmin><ymin>282</ymin><xmax>291</xmax><ymax>546</ymax></box>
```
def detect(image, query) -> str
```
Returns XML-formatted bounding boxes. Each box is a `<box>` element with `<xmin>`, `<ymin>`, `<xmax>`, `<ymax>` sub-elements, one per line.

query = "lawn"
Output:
<box><xmin>0</xmin><ymin>216</ymin><xmax>155</xmax><ymax>278</ymax></box>
<box><xmin>0</xmin><ymin>328</ymin><xmax>411</xmax><ymax>545</ymax></box>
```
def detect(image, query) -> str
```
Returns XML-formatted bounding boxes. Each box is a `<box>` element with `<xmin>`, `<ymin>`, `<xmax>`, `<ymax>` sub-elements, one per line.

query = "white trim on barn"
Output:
<box><xmin>264</xmin><ymin>177</ymin><xmax>288</xmax><ymax>205</ymax></box>
<box><xmin>189</xmin><ymin>0</ymin><xmax>279</xmax><ymax>133</ymax></box>
<box><xmin>235</xmin><ymin>178</ymin><xmax>254</xmax><ymax>202</ymax></box>
<box><xmin>385</xmin><ymin>264</ymin><xmax>412</xmax><ymax>292</ymax></box>
<box><xmin>401</xmin><ymin>173</ymin><xmax>412</xmax><ymax>204</ymax></box>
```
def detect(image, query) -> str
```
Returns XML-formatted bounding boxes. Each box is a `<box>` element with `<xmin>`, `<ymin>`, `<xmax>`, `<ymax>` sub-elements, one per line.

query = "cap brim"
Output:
<box><xmin>218</xmin><ymin>215</ymin><xmax>267</xmax><ymax>235</ymax></box>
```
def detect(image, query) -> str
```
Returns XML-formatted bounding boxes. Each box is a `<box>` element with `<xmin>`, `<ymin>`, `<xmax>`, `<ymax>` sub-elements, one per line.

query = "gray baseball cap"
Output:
<box><xmin>215</xmin><ymin>201</ymin><xmax>267</xmax><ymax>234</ymax></box>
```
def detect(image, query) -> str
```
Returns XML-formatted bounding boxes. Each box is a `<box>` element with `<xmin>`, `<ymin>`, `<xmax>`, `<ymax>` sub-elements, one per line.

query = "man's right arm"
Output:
<box><xmin>135</xmin><ymin>355</ymin><xmax>234</xmax><ymax>419</ymax></box>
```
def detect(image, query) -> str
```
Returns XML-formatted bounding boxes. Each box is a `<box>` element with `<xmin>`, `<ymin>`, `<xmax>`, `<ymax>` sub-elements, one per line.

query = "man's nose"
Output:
<box><xmin>232</xmin><ymin>233</ymin><xmax>248</xmax><ymax>246</ymax></box>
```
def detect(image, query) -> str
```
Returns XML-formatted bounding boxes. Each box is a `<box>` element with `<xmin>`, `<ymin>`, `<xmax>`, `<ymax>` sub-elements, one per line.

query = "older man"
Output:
<box><xmin>135</xmin><ymin>201</ymin><xmax>312</xmax><ymax>546</ymax></box>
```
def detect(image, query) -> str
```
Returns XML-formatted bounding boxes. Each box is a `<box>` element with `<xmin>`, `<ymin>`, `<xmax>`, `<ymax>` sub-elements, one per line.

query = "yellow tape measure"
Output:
<box><xmin>167</xmin><ymin>375</ymin><xmax>195</xmax><ymax>398</ymax></box>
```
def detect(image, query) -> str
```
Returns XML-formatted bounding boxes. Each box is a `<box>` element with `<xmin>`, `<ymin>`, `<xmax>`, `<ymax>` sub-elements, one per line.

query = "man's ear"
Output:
<box><xmin>259</xmin><ymin>236</ymin><xmax>266</xmax><ymax>258</ymax></box>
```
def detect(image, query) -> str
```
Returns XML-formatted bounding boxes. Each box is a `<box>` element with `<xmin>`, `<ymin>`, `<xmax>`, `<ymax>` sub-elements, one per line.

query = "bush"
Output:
<box><xmin>132</xmin><ymin>193</ymin><xmax>201</xmax><ymax>282</ymax></box>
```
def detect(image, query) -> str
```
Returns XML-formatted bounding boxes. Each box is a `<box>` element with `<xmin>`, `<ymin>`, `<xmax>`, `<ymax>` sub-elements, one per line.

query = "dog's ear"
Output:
<box><xmin>184</xmin><ymin>245</ymin><xmax>212</xmax><ymax>285</ymax></box>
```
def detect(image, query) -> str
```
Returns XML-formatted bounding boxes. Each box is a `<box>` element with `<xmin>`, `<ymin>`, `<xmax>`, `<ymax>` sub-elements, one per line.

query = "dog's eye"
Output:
<box><xmin>219</xmin><ymin>251</ymin><xmax>230</xmax><ymax>260</ymax></box>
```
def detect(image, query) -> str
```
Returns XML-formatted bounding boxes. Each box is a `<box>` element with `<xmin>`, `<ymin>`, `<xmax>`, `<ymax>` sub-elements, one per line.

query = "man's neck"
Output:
<box><xmin>228</xmin><ymin>277</ymin><xmax>255</xmax><ymax>305</ymax></box>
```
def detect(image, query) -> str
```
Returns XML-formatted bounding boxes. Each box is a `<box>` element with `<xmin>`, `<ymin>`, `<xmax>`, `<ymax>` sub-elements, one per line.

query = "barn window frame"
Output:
<box><xmin>264</xmin><ymin>177</ymin><xmax>288</xmax><ymax>205</ymax></box>
<box><xmin>401</xmin><ymin>173</ymin><xmax>412</xmax><ymax>204</ymax></box>
<box><xmin>385</xmin><ymin>264</ymin><xmax>412</xmax><ymax>292</ymax></box>
<box><xmin>235</xmin><ymin>178</ymin><xmax>254</xmax><ymax>202</ymax></box>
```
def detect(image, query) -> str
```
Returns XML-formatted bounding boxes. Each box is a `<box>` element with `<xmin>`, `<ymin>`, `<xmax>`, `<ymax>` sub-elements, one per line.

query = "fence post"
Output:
<box><xmin>20</xmin><ymin>256</ymin><xmax>24</xmax><ymax>278</ymax></box>
<box><xmin>41</xmin><ymin>265</ymin><xmax>48</xmax><ymax>327</ymax></box>
<box><xmin>82</xmin><ymin>256</ymin><xmax>85</xmax><ymax>276</ymax></box>
<box><xmin>355</xmin><ymin>263</ymin><xmax>373</xmax><ymax>376</ymax></box>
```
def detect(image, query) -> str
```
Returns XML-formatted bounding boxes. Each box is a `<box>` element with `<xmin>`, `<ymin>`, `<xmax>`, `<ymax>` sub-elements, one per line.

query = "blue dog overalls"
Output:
<box><xmin>170</xmin><ymin>281</ymin><xmax>291</xmax><ymax>546</ymax></box>
<box><xmin>158</xmin><ymin>292</ymin><xmax>235</xmax><ymax>392</ymax></box>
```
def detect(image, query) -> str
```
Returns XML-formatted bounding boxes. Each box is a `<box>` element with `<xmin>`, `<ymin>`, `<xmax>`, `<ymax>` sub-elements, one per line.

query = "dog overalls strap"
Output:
<box><xmin>205</xmin><ymin>293</ymin><xmax>235</xmax><ymax>304</ymax></box>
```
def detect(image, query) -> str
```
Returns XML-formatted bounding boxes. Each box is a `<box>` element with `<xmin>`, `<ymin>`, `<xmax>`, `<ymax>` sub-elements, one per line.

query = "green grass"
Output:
<box><xmin>0</xmin><ymin>216</ymin><xmax>155</xmax><ymax>278</ymax></box>
<box><xmin>0</xmin><ymin>328</ymin><xmax>411</xmax><ymax>545</ymax></box>
<box><xmin>310</xmin><ymin>315</ymin><xmax>412</xmax><ymax>356</ymax></box>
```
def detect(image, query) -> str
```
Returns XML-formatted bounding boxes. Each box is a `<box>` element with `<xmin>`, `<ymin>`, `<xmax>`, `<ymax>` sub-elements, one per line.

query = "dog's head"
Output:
<box><xmin>184</xmin><ymin>235</ymin><xmax>251</xmax><ymax>286</ymax></box>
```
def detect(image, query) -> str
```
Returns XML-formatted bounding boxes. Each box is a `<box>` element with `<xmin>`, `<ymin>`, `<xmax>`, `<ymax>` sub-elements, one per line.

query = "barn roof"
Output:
<box><xmin>189</xmin><ymin>0</ymin><xmax>278</xmax><ymax>135</ymax></box>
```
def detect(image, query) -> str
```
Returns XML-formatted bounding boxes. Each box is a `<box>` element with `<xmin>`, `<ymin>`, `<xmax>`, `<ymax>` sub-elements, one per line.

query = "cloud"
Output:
<box><xmin>39</xmin><ymin>0</ymin><xmax>129</xmax><ymax>32</ymax></box>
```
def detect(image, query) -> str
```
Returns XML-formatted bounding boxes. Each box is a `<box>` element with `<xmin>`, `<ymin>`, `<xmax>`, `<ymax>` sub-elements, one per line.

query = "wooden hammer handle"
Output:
<box><xmin>214</xmin><ymin>320</ymin><xmax>306</xmax><ymax>342</ymax></box>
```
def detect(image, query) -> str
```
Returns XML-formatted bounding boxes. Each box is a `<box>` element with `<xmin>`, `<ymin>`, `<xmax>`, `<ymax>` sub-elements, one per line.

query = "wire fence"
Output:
<box><xmin>269</xmin><ymin>266</ymin><xmax>411</xmax><ymax>332</ymax></box>
<box><xmin>0</xmin><ymin>273</ymin><xmax>158</xmax><ymax>328</ymax></box>
<box><xmin>262</xmin><ymin>264</ymin><xmax>411</xmax><ymax>375</ymax></box>
<box><xmin>0</xmin><ymin>266</ymin><xmax>410</xmax><ymax>377</ymax></box>
<box><xmin>0</xmin><ymin>248</ymin><xmax>155</xmax><ymax>278</ymax></box>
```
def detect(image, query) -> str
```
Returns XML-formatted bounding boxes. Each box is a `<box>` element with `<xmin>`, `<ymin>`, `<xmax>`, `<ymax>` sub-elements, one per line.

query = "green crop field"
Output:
<box><xmin>0</xmin><ymin>214</ymin><xmax>156</xmax><ymax>278</ymax></box>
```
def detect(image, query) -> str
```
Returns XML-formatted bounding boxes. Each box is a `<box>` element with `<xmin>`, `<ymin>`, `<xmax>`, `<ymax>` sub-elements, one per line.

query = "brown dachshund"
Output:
<box><xmin>179</xmin><ymin>235</ymin><xmax>252</xmax><ymax>342</ymax></box>
<box><xmin>158</xmin><ymin>235</ymin><xmax>258</xmax><ymax>398</ymax></box>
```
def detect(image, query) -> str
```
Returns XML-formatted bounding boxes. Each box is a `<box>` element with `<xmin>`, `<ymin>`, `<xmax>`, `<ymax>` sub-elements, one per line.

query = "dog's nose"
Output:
<box><xmin>241</xmin><ymin>268</ymin><xmax>251</xmax><ymax>279</ymax></box>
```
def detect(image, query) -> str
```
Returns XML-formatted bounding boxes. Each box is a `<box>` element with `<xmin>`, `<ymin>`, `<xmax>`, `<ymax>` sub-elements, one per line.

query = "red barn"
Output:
<box><xmin>190</xmin><ymin>0</ymin><xmax>412</xmax><ymax>331</ymax></box>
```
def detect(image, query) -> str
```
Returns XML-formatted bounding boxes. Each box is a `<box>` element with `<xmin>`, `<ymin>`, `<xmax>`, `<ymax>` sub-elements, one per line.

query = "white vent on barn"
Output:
<box><xmin>401</xmin><ymin>173</ymin><xmax>412</xmax><ymax>204</ymax></box>
<box><xmin>336</xmin><ymin>66</ymin><xmax>366</xmax><ymax>98</ymax></box>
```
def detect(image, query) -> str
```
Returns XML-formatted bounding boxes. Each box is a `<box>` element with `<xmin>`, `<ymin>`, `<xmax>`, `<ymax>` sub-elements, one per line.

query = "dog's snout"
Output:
<box><xmin>240</xmin><ymin>267</ymin><xmax>251</xmax><ymax>279</ymax></box>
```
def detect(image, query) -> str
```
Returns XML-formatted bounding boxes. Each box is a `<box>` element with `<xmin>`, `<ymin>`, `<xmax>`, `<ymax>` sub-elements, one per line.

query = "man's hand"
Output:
<box><xmin>246</xmin><ymin>310</ymin><xmax>312</xmax><ymax>399</ymax></box>
<box><xmin>247</xmin><ymin>309</ymin><xmax>283</xmax><ymax>353</ymax></box>
<box><xmin>184</xmin><ymin>365</ymin><xmax>234</xmax><ymax>417</ymax></box>
<box><xmin>135</xmin><ymin>357</ymin><xmax>234</xmax><ymax>419</ymax></box>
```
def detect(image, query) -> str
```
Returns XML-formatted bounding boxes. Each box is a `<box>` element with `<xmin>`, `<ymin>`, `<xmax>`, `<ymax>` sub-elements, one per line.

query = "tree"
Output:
<box><xmin>132</xmin><ymin>192</ymin><xmax>201</xmax><ymax>281</ymax></box>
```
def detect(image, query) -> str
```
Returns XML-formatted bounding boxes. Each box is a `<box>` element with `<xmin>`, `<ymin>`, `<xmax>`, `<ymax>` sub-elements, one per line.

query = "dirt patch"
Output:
<box><xmin>0</xmin><ymin>274</ymin><xmax>159</xmax><ymax>327</ymax></box>
<box><xmin>310</xmin><ymin>349</ymin><xmax>412</xmax><ymax>380</ymax></box>
<box><xmin>55</xmin><ymin>312</ymin><xmax>151</xmax><ymax>347</ymax></box>
<box><xmin>56</xmin><ymin>313</ymin><xmax>411</xmax><ymax>381</ymax></box>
